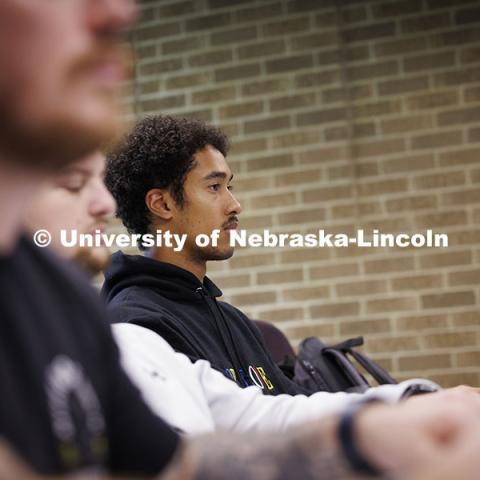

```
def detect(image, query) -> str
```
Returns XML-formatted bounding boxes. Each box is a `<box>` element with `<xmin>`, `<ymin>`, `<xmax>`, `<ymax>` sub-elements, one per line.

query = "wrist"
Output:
<box><xmin>338</xmin><ymin>400</ymin><xmax>383</xmax><ymax>477</ymax></box>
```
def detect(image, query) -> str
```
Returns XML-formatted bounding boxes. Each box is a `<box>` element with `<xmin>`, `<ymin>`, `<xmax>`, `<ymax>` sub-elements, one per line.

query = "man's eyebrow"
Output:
<box><xmin>58</xmin><ymin>166</ymin><xmax>89</xmax><ymax>175</ymax></box>
<box><xmin>203</xmin><ymin>171</ymin><xmax>234</xmax><ymax>182</ymax></box>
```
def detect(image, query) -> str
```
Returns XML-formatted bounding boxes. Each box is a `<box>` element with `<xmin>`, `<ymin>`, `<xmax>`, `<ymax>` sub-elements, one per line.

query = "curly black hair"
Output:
<box><xmin>105</xmin><ymin>115</ymin><xmax>229</xmax><ymax>240</ymax></box>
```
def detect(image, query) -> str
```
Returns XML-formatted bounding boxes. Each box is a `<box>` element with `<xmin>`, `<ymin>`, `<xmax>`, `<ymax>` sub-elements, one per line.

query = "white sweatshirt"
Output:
<box><xmin>113</xmin><ymin>323</ymin><xmax>440</xmax><ymax>435</ymax></box>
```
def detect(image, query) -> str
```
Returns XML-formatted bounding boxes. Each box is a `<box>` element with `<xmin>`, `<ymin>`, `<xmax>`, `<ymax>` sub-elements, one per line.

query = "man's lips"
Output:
<box><xmin>89</xmin><ymin>224</ymin><xmax>107</xmax><ymax>235</ymax></box>
<box><xmin>223</xmin><ymin>222</ymin><xmax>238</xmax><ymax>230</ymax></box>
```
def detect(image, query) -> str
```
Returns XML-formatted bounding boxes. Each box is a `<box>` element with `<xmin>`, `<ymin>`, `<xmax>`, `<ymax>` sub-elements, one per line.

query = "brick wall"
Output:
<box><xmin>121</xmin><ymin>0</ymin><xmax>480</xmax><ymax>387</ymax></box>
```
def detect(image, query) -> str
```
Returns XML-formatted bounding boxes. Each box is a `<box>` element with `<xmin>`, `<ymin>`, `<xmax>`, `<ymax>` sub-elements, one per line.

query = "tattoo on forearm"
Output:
<box><xmin>182</xmin><ymin>422</ymin><xmax>364</xmax><ymax>480</ymax></box>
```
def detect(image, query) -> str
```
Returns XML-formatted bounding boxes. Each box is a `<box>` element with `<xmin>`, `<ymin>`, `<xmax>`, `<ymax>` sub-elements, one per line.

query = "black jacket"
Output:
<box><xmin>0</xmin><ymin>238</ymin><xmax>178</xmax><ymax>475</ymax></box>
<box><xmin>102</xmin><ymin>252</ymin><xmax>302</xmax><ymax>395</ymax></box>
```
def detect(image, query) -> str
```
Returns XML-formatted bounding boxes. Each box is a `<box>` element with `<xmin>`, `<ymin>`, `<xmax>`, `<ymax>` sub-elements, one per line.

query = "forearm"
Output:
<box><xmin>158</xmin><ymin>417</ymin><xmax>369</xmax><ymax>480</ymax></box>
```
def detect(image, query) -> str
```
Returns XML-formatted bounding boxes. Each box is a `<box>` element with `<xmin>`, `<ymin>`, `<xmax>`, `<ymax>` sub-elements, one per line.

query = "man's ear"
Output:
<box><xmin>145</xmin><ymin>188</ymin><xmax>175</xmax><ymax>221</ymax></box>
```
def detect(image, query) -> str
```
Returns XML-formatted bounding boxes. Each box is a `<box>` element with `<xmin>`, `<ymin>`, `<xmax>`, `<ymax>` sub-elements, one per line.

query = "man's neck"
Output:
<box><xmin>0</xmin><ymin>162</ymin><xmax>44</xmax><ymax>255</ymax></box>
<box><xmin>151</xmin><ymin>248</ymin><xmax>207</xmax><ymax>282</ymax></box>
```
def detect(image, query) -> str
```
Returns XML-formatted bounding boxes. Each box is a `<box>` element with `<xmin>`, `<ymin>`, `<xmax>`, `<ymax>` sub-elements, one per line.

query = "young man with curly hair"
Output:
<box><xmin>103</xmin><ymin>114</ymin><xmax>436</xmax><ymax>401</ymax></box>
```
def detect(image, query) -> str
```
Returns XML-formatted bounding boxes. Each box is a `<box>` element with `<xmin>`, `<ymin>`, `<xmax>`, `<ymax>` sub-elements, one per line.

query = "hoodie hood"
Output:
<box><xmin>102</xmin><ymin>251</ymin><xmax>222</xmax><ymax>303</ymax></box>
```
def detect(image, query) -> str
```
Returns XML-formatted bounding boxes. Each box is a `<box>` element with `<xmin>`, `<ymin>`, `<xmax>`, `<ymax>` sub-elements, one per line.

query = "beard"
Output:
<box><xmin>193</xmin><ymin>244</ymin><xmax>235</xmax><ymax>264</ymax></box>
<box><xmin>0</xmin><ymin>96</ymin><xmax>125</xmax><ymax>172</ymax></box>
<box><xmin>0</xmin><ymin>44</ymin><xmax>132</xmax><ymax>171</ymax></box>
<box><xmin>73</xmin><ymin>245</ymin><xmax>111</xmax><ymax>278</ymax></box>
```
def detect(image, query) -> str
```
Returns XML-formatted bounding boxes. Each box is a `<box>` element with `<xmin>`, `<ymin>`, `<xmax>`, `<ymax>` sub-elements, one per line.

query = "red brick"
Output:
<box><xmin>438</xmin><ymin>106</ymin><xmax>480</xmax><ymax>126</ymax></box>
<box><xmin>215</xmin><ymin>63</ymin><xmax>261</xmax><ymax>82</ymax></box>
<box><xmin>434</xmin><ymin>66</ymin><xmax>480</xmax><ymax>87</ymax></box>
<box><xmin>399</xmin><ymin>354</ymin><xmax>451</xmax><ymax>372</ymax></box>
<box><xmin>257</xmin><ymin>308</ymin><xmax>304</xmax><ymax>323</ymax></box>
<box><xmin>238</xmin><ymin>40</ymin><xmax>285</xmax><ymax>60</ymax></box>
<box><xmin>420</xmin><ymin>251</ymin><xmax>472</xmax><ymax>269</ymax></box>
<box><xmin>442</xmin><ymin>189</ymin><xmax>480</xmax><ymax>206</ymax></box>
<box><xmin>244</xmin><ymin>116</ymin><xmax>290</xmax><ymax>135</ymax></box>
<box><xmin>449</xmin><ymin>269</ymin><xmax>480</xmax><ymax>287</ymax></box>
<box><xmin>460</xmin><ymin>46</ymin><xmax>480</xmax><ymax>64</ymax></box>
<box><xmin>297</xmin><ymin>107</ymin><xmax>347</xmax><ymax>127</ymax></box>
<box><xmin>166</xmin><ymin>72</ymin><xmax>213</xmax><ymax>90</ymax></box>
<box><xmin>469</xmin><ymin>128</ymin><xmax>480</xmax><ymax>142</ymax></box>
<box><xmin>271</xmin><ymin>129</ymin><xmax>321</xmax><ymax>148</ymax></box>
<box><xmin>295</xmin><ymin>69</ymin><xmax>341</xmax><ymax>89</ymax></box>
<box><xmin>386</xmin><ymin>195</ymin><xmax>437</xmax><ymax>212</ymax></box>
<box><xmin>411</xmin><ymin>131</ymin><xmax>463</xmax><ymax>150</ymax></box>
<box><xmin>291</xmin><ymin>32</ymin><xmax>339</xmax><ymax>51</ymax></box>
<box><xmin>404</xmin><ymin>51</ymin><xmax>455</xmax><ymax>73</ymax></box>
<box><xmin>310</xmin><ymin>302</ymin><xmax>360</xmax><ymax>319</ymax></box>
<box><xmin>218</xmin><ymin>101</ymin><xmax>264</xmax><ymax>119</ymax></box>
<box><xmin>209</xmin><ymin>0</ymin><xmax>255</xmax><ymax>8</ymax></box>
<box><xmin>352</xmin><ymin>100</ymin><xmax>402</xmax><ymax>119</ymax></box>
<box><xmin>231</xmin><ymin>291</ymin><xmax>276</xmax><ymax>306</ymax></box>
<box><xmin>257</xmin><ymin>269</ymin><xmax>304</xmax><ymax>286</ymax></box>
<box><xmin>344</xmin><ymin>22</ymin><xmax>396</xmax><ymax>43</ymax></box>
<box><xmin>431</xmin><ymin>28</ymin><xmax>480</xmax><ymax>48</ymax></box>
<box><xmin>211</xmin><ymin>26</ymin><xmax>257</xmax><ymax>45</ymax></box>
<box><xmin>392</xmin><ymin>274</ymin><xmax>443</xmax><ymax>291</ymax></box>
<box><xmin>424</xmin><ymin>330</ymin><xmax>477</xmax><ymax>347</ymax></box>
<box><xmin>378</xmin><ymin>76</ymin><xmax>429</xmax><ymax>96</ymax></box>
<box><xmin>158</xmin><ymin>1</ymin><xmax>195</xmax><ymax>18</ymax></box>
<box><xmin>413</xmin><ymin>171</ymin><xmax>466</xmax><ymax>189</ymax></box>
<box><xmin>236</xmin><ymin>2</ymin><xmax>283</xmax><ymax>22</ymax></box>
<box><xmin>186</xmin><ymin>12</ymin><xmax>231</xmax><ymax>32</ymax></box>
<box><xmin>317</xmin><ymin>46</ymin><xmax>370</xmax><ymax>65</ymax></box>
<box><xmin>357</xmin><ymin>178</ymin><xmax>408</xmax><ymax>197</ymax></box>
<box><xmin>353</xmin><ymin>139</ymin><xmax>405</xmax><ymax>158</ymax></box>
<box><xmin>383</xmin><ymin>154</ymin><xmax>435</xmax><ymax>173</ymax></box>
<box><xmin>263</xmin><ymin>17</ymin><xmax>310</xmax><ymax>37</ymax></box>
<box><xmin>375</xmin><ymin>37</ymin><xmax>428</xmax><ymax>57</ymax></box>
<box><xmin>396</xmin><ymin>314</ymin><xmax>448</xmax><ymax>332</ymax></box>
<box><xmin>275</xmin><ymin>169</ymin><xmax>322</xmax><ymax>187</ymax></box>
<box><xmin>365</xmin><ymin>257</ymin><xmax>415</xmax><ymax>274</ymax></box>
<box><xmin>139</xmin><ymin>95</ymin><xmax>185</xmax><ymax>113</ymax></box>
<box><xmin>266</xmin><ymin>55</ymin><xmax>314</xmax><ymax>74</ymax></box>
<box><xmin>455</xmin><ymin>6</ymin><xmax>480</xmax><ymax>24</ymax></box>
<box><xmin>347</xmin><ymin>61</ymin><xmax>399</xmax><ymax>82</ymax></box>
<box><xmin>139</xmin><ymin>58</ymin><xmax>183</xmax><ymax>77</ymax></box>
<box><xmin>336</xmin><ymin>279</ymin><xmax>387</xmax><ymax>297</ymax></box>
<box><xmin>401</xmin><ymin>13</ymin><xmax>451</xmax><ymax>33</ymax></box>
<box><xmin>322</xmin><ymin>85</ymin><xmax>373</xmax><ymax>104</ymax></box>
<box><xmin>439</xmin><ymin>148</ymin><xmax>480</xmax><ymax>166</ymax></box>
<box><xmin>162</xmin><ymin>36</ymin><xmax>206</xmax><ymax>55</ymax></box>
<box><xmin>298</xmin><ymin>146</ymin><xmax>349</xmax><ymax>164</ymax></box>
<box><xmin>310</xmin><ymin>263</ymin><xmax>359</xmax><ymax>280</ymax></box>
<box><xmin>188</xmin><ymin>49</ymin><xmax>232</xmax><ymax>67</ymax></box>
<box><xmin>372</xmin><ymin>0</ymin><xmax>421</xmax><ymax>18</ymax></box>
<box><xmin>303</xmin><ymin>185</ymin><xmax>353</xmax><ymax>203</ymax></box>
<box><xmin>278</xmin><ymin>207</ymin><xmax>326</xmax><ymax>226</ymax></box>
<box><xmin>381</xmin><ymin>115</ymin><xmax>434</xmax><ymax>134</ymax></box>
<box><xmin>406</xmin><ymin>91</ymin><xmax>459</xmax><ymax>111</ymax></box>
<box><xmin>135</xmin><ymin>22</ymin><xmax>180</xmax><ymax>41</ymax></box>
<box><xmin>340</xmin><ymin>318</ymin><xmax>391</xmax><ymax>336</ymax></box>
<box><xmin>242</xmin><ymin>79</ymin><xmax>290</xmax><ymax>97</ymax></box>
<box><xmin>415</xmin><ymin>211</ymin><xmax>468</xmax><ymax>229</ymax></box>
<box><xmin>192</xmin><ymin>86</ymin><xmax>236</xmax><ymax>105</ymax></box>
<box><xmin>246</xmin><ymin>153</ymin><xmax>293</xmax><ymax>172</ymax></box>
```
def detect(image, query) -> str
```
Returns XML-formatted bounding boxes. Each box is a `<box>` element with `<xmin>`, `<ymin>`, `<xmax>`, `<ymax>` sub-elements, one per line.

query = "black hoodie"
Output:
<box><xmin>102</xmin><ymin>251</ymin><xmax>302</xmax><ymax>396</ymax></box>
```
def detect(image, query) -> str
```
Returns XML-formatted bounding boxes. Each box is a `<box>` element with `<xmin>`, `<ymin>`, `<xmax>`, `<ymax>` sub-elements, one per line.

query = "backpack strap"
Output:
<box><xmin>331</xmin><ymin>336</ymin><xmax>396</xmax><ymax>385</ymax></box>
<box><xmin>348</xmin><ymin>349</ymin><xmax>397</xmax><ymax>385</ymax></box>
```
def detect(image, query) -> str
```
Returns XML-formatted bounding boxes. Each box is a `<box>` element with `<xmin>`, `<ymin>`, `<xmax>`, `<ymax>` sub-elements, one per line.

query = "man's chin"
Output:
<box><xmin>207</xmin><ymin>247</ymin><xmax>235</xmax><ymax>262</ymax></box>
<box><xmin>0</xmin><ymin>101</ymin><xmax>124</xmax><ymax>171</ymax></box>
<box><xmin>73</xmin><ymin>246</ymin><xmax>111</xmax><ymax>277</ymax></box>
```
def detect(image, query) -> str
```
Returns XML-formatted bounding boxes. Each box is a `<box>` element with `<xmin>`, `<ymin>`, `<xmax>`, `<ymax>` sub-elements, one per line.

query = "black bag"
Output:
<box><xmin>294</xmin><ymin>336</ymin><xmax>397</xmax><ymax>393</ymax></box>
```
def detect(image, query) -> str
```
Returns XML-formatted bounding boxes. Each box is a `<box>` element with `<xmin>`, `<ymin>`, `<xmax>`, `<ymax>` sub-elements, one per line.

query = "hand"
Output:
<box><xmin>354</xmin><ymin>386</ymin><xmax>480</xmax><ymax>477</ymax></box>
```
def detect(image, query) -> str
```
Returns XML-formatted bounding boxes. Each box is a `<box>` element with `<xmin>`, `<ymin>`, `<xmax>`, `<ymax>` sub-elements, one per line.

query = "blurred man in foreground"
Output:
<box><xmin>3</xmin><ymin>1</ymin><xmax>480</xmax><ymax>480</ymax></box>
